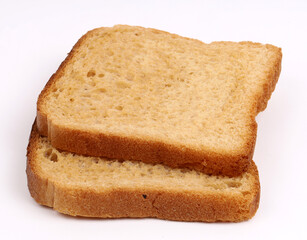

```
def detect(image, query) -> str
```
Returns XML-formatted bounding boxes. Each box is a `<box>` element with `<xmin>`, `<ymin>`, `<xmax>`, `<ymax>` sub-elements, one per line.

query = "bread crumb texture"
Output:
<box><xmin>39</xmin><ymin>25</ymin><xmax>281</xmax><ymax>153</ymax></box>
<box><xmin>39</xmin><ymin>137</ymin><xmax>253</xmax><ymax>191</ymax></box>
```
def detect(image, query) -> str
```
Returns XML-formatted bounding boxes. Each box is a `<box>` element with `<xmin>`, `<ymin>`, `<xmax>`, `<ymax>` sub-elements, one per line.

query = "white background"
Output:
<box><xmin>1</xmin><ymin>0</ymin><xmax>306</xmax><ymax>239</ymax></box>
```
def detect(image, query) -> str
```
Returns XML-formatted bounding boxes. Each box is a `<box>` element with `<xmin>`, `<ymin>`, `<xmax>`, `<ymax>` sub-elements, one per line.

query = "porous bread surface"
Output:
<box><xmin>37</xmin><ymin>25</ymin><xmax>282</xmax><ymax>176</ymax></box>
<box><xmin>27</xmin><ymin>123</ymin><xmax>260</xmax><ymax>222</ymax></box>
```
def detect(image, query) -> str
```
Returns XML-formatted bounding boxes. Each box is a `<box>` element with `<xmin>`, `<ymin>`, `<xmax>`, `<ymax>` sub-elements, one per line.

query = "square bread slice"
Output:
<box><xmin>37</xmin><ymin>25</ymin><xmax>282</xmax><ymax>176</ymax></box>
<box><xmin>27</xmin><ymin>122</ymin><xmax>260</xmax><ymax>222</ymax></box>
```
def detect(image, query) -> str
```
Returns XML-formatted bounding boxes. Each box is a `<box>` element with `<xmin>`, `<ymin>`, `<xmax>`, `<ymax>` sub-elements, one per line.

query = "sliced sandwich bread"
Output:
<box><xmin>27</xmin><ymin>122</ymin><xmax>260</xmax><ymax>222</ymax></box>
<box><xmin>37</xmin><ymin>25</ymin><xmax>282</xmax><ymax>176</ymax></box>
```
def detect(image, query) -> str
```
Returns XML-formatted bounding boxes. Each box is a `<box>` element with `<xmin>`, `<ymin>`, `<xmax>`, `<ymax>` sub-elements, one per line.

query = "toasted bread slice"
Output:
<box><xmin>27</xmin><ymin>122</ymin><xmax>260</xmax><ymax>222</ymax></box>
<box><xmin>37</xmin><ymin>25</ymin><xmax>281</xmax><ymax>176</ymax></box>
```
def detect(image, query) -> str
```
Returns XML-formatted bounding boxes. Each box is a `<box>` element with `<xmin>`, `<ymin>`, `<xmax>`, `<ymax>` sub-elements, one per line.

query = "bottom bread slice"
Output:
<box><xmin>26</xmin><ymin>123</ymin><xmax>260</xmax><ymax>222</ymax></box>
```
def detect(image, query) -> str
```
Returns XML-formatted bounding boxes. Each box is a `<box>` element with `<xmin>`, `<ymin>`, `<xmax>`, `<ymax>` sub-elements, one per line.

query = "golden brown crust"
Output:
<box><xmin>256</xmin><ymin>44</ymin><xmax>282</xmax><ymax>113</ymax></box>
<box><xmin>36</xmin><ymin>27</ymin><xmax>101</xmax><ymax>118</ymax></box>
<box><xmin>43</xmin><ymin>122</ymin><xmax>252</xmax><ymax>177</ymax></box>
<box><xmin>36</xmin><ymin>26</ymin><xmax>282</xmax><ymax>177</ymax></box>
<box><xmin>27</xmin><ymin>122</ymin><xmax>260</xmax><ymax>222</ymax></box>
<box><xmin>26</xmin><ymin>121</ymin><xmax>55</xmax><ymax>207</ymax></box>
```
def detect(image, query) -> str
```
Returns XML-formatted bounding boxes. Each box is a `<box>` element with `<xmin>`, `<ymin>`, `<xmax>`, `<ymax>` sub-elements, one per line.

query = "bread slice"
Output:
<box><xmin>27</xmin><ymin>122</ymin><xmax>260</xmax><ymax>222</ymax></box>
<box><xmin>37</xmin><ymin>25</ymin><xmax>282</xmax><ymax>177</ymax></box>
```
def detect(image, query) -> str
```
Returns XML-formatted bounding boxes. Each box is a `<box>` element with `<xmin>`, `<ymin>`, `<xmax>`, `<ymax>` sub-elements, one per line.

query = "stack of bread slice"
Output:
<box><xmin>27</xmin><ymin>25</ymin><xmax>282</xmax><ymax>222</ymax></box>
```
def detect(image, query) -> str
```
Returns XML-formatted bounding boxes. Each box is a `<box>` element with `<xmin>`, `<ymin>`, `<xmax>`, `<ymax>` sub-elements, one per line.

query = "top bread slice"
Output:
<box><xmin>37</xmin><ymin>25</ymin><xmax>282</xmax><ymax>177</ymax></box>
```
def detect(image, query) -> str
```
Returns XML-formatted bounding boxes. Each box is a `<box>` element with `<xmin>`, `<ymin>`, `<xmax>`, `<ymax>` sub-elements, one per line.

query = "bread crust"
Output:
<box><xmin>37</xmin><ymin>26</ymin><xmax>282</xmax><ymax>177</ymax></box>
<box><xmin>27</xmin><ymin>122</ymin><xmax>260</xmax><ymax>222</ymax></box>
